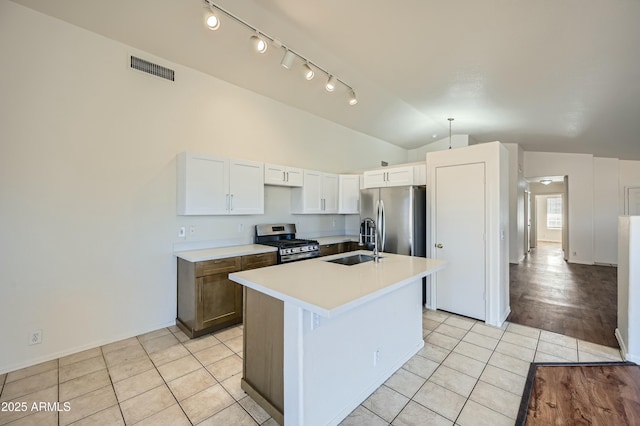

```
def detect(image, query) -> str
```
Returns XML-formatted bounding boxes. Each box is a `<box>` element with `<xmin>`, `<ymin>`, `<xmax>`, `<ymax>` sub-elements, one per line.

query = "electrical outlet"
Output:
<box><xmin>29</xmin><ymin>329</ymin><xmax>42</xmax><ymax>345</ymax></box>
<box><xmin>238</xmin><ymin>223</ymin><xmax>244</xmax><ymax>233</ymax></box>
<box><xmin>178</xmin><ymin>227</ymin><xmax>186</xmax><ymax>238</ymax></box>
<box><xmin>373</xmin><ymin>349</ymin><xmax>380</xmax><ymax>366</ymax></box>
<box><xmin>189</xmin><ymin>226</ymin><xmax>196</xmax><ymax>236</ymax></box>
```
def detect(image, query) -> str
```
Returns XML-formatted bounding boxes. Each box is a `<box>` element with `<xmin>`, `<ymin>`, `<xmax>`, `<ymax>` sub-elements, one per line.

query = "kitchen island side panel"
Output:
<box><xmin>284</xmin><ymin>280</ymin><xmax>423</xmax><ymax>426</ymax></box>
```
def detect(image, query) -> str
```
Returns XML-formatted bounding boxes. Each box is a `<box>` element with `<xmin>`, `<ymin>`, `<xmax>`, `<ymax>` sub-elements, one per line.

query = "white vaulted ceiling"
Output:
<box><xmin>9</xmin><ymin>0</ymin><xmax>640</xmax><ymax>159</ymax></box>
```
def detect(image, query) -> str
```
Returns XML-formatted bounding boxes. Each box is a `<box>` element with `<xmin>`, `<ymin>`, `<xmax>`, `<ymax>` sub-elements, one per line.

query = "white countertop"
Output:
<box><xmin>175</xmin><ymin>244</ymin><xmax>277</xmax><ymax>262</ymax></box>
<box><xmin>315</xmin><ymin>235</ymin><xmax>359</xmax><ymax>245</ymax></box>
<box><xmin>229</xmin><ymin>250</ymin><xmax>447</xmax><ymax>318</ymax></box>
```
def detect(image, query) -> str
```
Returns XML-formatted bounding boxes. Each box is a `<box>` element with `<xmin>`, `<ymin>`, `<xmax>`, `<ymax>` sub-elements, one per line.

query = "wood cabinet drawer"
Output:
<box><xmin>319</xmin><ymin>243</ymin><xmax>342</xmax><ymax>256</ymax></box>
<box><xmin>195</xmin><ymin>257</ymin><xmax>241</xmax><ymax>277</ymax></box>
<box><xmin>242</xmin><ymin>252</ymin><xmax>277</xmax><ymax>270</ymax></box>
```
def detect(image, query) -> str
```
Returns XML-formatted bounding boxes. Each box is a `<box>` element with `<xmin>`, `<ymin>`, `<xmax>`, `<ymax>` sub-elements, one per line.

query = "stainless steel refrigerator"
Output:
<box><xmin>360</xmin><ymin>186</ymin><xmax>426</xmax><ymax>257</ymax></box>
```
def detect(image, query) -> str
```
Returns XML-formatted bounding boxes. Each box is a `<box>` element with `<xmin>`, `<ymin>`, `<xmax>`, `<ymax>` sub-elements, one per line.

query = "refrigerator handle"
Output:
<box><xmin>379</xmin><ymin>200</ymin><xmax>386</xmax><ymax>252</ymax></box>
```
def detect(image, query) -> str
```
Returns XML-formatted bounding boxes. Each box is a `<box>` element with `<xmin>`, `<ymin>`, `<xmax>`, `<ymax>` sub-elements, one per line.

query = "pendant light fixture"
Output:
<box><xmin>201</xmin><ymin>0</ymin><xmax>357</xmax><ymax>106</ymax></box>
<box><xmin>448</xmin><ymin>118</ymin><xmax>454</xmax><ymax>149</ymax></box>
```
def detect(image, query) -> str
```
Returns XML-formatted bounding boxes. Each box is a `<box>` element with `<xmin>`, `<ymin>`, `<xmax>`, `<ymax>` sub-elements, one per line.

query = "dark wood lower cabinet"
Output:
<box><xmin>199</xmin><ymin>273</ymin><xmax>243</xmax><ymax>331</ymax></box>
<box><xmin>241</xmin><ymin>287</ymin><xmax>284</xmax><ymax>425</ymax></box>
<box><xmin>177</xmin><ymin>252</ymin><xmax>277</xmax><ymax>338</ymax></box>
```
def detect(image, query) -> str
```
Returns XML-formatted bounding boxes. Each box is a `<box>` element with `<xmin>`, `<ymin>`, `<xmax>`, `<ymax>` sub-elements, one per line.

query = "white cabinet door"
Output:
<box><xmin>291</xmin><ymin>170</ymin><xmax>338</xmax><ymax>214</ymax></box>
<box><xmin>229</xmin><ymin>159</ymin><xmax>264</xmax><ymax>215</ymax></box>
<box><xmin>363</xmin><ymin>170</ymin><xmax>387</xmax><ymax>188</ymax></box>
<box><xmin>264</xmin><ymin>163</ymin><xmax>287</xmax><ymax>186</ymax></box>
<box><xmin>386</xmin><ymin>166</ymin><xmax>414</xmax><ymax>187</ymax></box>
<box><xmin>300</xmin><ymin>170</ymin><xmax>323</xmax><ymax>213</ymax></box>
<box><xmin>363</xmin><ymin>165</ymin><xmax>423</xmax><ymax>188</ymax></box>
<box><xmin>338</xmin><ymin>175</ymin><xmax>361</xmax><ymax>214</ymax></box>
<box><xmin>177</xmin><ymin>152</ymin><xmax>264</xmax><ymax>215</ymax></box>
<box><xmin>285</xmin><ymin>168</ymin><xmax>304</xmax><ymax>187</ymax></box>
<box><xmin>264</xmin><ymin>163</ymin><xmax>303</xmax><ymax>187</ymax></box>
<box><xmin>322</xmin><ymin>173</ymin><xmax>339</xmax><ymax>213</ymax></box>
<box><xmin>177</xmin><ymin>152</ymin><xmax>229</xmax><ymax>215</ymax></box>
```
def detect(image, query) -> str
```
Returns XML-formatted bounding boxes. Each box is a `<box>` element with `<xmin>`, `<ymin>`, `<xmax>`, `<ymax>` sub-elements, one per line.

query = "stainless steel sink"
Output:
<box><xmin>325</xmin><ymin>254</ymin><xmax>381</xmax><ymax>266</ymax></box>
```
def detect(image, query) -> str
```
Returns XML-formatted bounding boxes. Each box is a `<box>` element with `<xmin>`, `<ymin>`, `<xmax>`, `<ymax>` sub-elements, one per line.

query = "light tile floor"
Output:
<box><xmin>0</xmin><ymin>310</ymin><xmax>623</xmax><ymax>425</ymax></box>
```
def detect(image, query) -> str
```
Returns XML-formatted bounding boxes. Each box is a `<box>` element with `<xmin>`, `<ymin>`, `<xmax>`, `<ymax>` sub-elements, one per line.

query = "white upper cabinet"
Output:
<box><xmin>264</xmin><ymin>163</ymin><xmax>303</xmax><ymax>187</ymax></box>
<box><xmin>177</xmin><ymin>152</ymin><xmax>264</xmax><ymax>215</ymax></box>
<box><xmin>291</xmin><ymin>170</ymin><xmax>339</xmax><ymax>214</ymax></box>
<box><xmin>338</xmin><ymin>175</ymin><xmax>361</xmax><ymax>214</ymax></box>
<box><xmin>363</xmin><ymin>164</ymin><xmax>426</xmax><ymax>188</ymax></box>
<box><xmin>228</xmin><ymin>159</ymin><xmax>265</xmax><ymax>214</ymax></box>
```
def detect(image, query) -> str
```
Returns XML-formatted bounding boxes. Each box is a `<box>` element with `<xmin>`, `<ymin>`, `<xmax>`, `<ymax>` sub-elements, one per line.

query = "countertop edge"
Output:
<box><xmin>175</xmin><ymin>244</ymin><xmax>277</xmax><ymax>262</ymax></box>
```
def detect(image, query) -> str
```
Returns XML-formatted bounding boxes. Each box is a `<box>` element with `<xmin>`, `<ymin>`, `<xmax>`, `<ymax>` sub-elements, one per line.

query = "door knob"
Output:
<box><xmin>436</xmin><ymin>243</ymin><xmax>444</xmax><ymax>249</ymax></box>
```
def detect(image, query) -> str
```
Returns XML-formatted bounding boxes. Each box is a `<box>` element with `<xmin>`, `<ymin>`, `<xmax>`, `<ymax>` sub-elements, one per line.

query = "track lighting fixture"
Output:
<box><xmin>204</xmin><ymin>6</ymin><xmax>220</xmax><ymax>30</ymax></box>
<box><xmin>281</xmin><ymin>49</ymin><xmax>295</xmax><ymax>69</ymax></box>
<box><xmin>348</xmin><ymin>90</ymin><xmax>358</xmax><ymax>106</ymax></box>
<box><xmin>325</xmin><ymin>75</ymin><xmax>336</xmax><ymax>92</ymax></box>
<box><xmin>250</xmin><ymin>33</ymin><xmax>268</xmax><ymax>53</ymax></box>
<box><xmin>201</xmin><ymin>0</ymin><xmax>357</xmax><ymax>105</ymax></box>
<box><xmin>303</xmin><ymin>63</ymin><xmax>314</xmax><ymax>80</ymax></box>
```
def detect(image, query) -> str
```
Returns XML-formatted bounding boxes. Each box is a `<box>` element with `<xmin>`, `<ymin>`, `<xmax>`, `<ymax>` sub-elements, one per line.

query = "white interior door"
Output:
<box><xmin>434</xmin><ymin>162</ymin><xmax>486</xmax><ymax>320</ymax></box>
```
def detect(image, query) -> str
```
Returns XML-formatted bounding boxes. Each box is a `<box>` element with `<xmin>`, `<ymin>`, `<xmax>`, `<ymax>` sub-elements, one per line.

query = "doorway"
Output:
<box><xmin>507</xmin><ymin>176</ymin><xmax>619</xmax><ymax>347</ymax></box>
<box><xmin>527</xmin><ymin>177</ymin><xmax>567</xmax><ymax>260</ymax></box>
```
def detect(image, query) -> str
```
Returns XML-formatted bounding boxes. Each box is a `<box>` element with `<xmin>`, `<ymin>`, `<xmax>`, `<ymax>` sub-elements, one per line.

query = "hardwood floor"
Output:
<box><xmin>522</xmin><ymin>363</ymin><xmax>640</xmax><ymax>425</ymax></box>
<box><xmin>507</xmin><ymin>242</ymin><xmax>618</xmax><ymax>348</ymax></box>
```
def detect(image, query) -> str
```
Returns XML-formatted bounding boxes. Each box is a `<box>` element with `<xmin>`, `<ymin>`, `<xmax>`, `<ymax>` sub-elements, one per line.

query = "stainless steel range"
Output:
<box><xmin>255</xmin><ymin>224</ymin><xmax>320</xmax><ymax>264</ymax></box>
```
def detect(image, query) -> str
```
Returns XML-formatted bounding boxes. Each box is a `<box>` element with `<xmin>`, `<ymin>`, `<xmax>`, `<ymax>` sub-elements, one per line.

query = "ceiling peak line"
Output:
<box><xmin>202</xmin><ymin>0</ymin><xmax>357</xmax><ymax>105</ymax></box>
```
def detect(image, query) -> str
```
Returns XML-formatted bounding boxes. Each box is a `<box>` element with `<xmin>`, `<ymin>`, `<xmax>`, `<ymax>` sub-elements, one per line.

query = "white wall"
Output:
<box><xmin>406</xmin><ymin>135</ymin><xmax>470</xmax><ymax>162</ymax></box>
<box><xmin>0</xmin><ymin>2</ymin><xmax>407</xmax><ymax>373</ymax></box>
<box><xmin>616</xmin><ymin>216</ymin><xmax>640</xmax><ymax>364</ymax></box>
<box><xmin>593</xmin><ymin>158</ymin><xmax>620</xmax><ymax>265</ymax></box>
<box><xmin>619</xmin><ymin>160</ymin><xmax>640</xmax><ymax>214</ymax></box>
<box><xmin>524</xmin><ymin>152</ymin><xmax>594</xmax><ymax>264</ymax></box>
<box><xmin>505</xmin><ymin>143</ymin><xmax>525</xmax><ymax>262</ymax></box>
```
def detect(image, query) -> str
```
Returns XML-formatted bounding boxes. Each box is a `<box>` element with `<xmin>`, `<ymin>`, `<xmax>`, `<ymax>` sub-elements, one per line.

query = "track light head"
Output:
<box><xmin>348</xmin><ymin>90</ymin><xmax>358</xmax><ymax>106</ymax></box>
<box><xmin>303</xmin><ymin>63</ymin><xmax>314</xmax><ymax>80</ymax></box>
<box><xmin>281</xmin><ymin>49</ymin><xmax>295</xmax><ymax>69</ymax></box>
<box><xmin>204</xmin><ymin>7</ymin><xmax>220</xmax><ymax>30</ymax></box>
<box><xmin>325</xmin><ymin>75</ymin><xmax>336</xmax><ymax>92</ymax></box>
<box><xmin>250</xmin><ymin>34</ymin><xmax>268</xmax><ymax>53</ymax></box>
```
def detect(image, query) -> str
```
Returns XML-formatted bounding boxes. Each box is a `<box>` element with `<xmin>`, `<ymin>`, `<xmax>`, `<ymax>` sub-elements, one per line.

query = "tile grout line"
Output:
<box><xmin>165</xmin><ymin>326</ymin><xmax>261</xmax><ymax>425</ymax></box>
<box><xmin>135</xmin><ymin>330</ymin><xmax>190</xmax><ymax>426</ymax></box>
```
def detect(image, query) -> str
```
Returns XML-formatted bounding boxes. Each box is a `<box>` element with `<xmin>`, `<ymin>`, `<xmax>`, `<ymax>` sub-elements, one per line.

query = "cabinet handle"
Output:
<box><xmin>286</xmin><ymin>171</ymin><xmax>289</xmax><ymax>182</ymax></box>
<box><xmin>283</xmin><ymin>171</ymin><xmax>286</xmax><ymax>182</ymax></box>
<box><xmin>226</xmin><ymin>194</ymin><xmax>230</xmax><ymax>211</ymax></box>
<box><xmin>230</xmin><ymin>194</ymin><xmax>234</xmax><ymax>211</ymax></box>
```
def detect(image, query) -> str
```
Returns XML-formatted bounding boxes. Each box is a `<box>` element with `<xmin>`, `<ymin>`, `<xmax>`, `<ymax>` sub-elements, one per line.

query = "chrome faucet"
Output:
<box><xmin>359</xmin><ymin>217</ymin><xmax>380</xmax><ymax>262</ymax></box>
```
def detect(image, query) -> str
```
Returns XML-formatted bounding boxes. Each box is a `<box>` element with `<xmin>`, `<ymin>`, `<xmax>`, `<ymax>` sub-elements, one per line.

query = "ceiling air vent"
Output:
<box><xmin>130</xmin><ymin>56</ymin><xmax>175</xmax><ymax>82</ymax></box>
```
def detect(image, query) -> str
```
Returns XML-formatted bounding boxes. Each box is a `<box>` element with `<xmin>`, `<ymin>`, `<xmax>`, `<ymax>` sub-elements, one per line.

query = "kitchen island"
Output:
<box><xmin>229</xmin><ymin>251</ymin><xmax>446</xmax><ymax>426</ymax></box>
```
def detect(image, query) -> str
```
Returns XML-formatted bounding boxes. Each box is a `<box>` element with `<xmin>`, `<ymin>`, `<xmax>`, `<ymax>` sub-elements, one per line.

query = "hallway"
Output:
<box><xmin>507</xmin><ymin>242</ymin><xmax>618</xmax><ymax>348</ymax></box>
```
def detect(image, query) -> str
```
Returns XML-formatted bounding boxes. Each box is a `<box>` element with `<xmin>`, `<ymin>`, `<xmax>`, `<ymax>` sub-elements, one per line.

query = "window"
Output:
<box><xmin>547</xmin><ymin>197</ymin><xmax>562</xmax><ymax>228</ymax></box>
